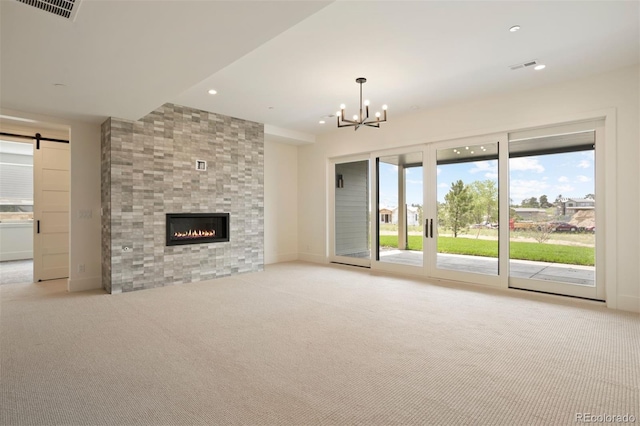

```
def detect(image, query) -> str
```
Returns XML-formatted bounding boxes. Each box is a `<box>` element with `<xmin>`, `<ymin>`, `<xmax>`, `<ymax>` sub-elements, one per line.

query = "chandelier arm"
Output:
<box><xmin>359</xmin><ymin>81</ymin><xmax>364</xmax><ymax>123</ymax></box>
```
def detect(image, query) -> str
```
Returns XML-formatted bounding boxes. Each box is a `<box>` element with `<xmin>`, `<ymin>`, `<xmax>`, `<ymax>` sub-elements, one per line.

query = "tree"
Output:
<box><xmin>527</xmin><ymin>212</ymin><xmax>554</xmax><ymax>243</ymax></box>
<box><xmin>521</xmin><ymin>197</ymin><xmax>540</xmax><ymax>208</ymax></box>
<box><xmin>554</xmin><ymin>194</ymin><xmax>564</xmax><ymax>206</ymax></box>
<box><xmin>584</xmin><ymin>193</ymin><xmax>595</xmax><ymax>200</ymax></box>
<box><xmin>469</xmin><ymin>179</ymin><xmax>498</xmax><ymax>226</ymax></box>
<box><xmin>539</xmin><ymin>194</ymin><xmax>552</xmax><ymax>208</ymax></box>
<box><xmin>442</xmin><ymin>180</ymin><xmax>473</xmax><ymax>238</ymax></box>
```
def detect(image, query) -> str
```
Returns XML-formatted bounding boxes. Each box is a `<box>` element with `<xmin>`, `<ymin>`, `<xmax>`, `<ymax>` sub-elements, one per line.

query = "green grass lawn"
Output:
<box><xmin>379</xmin><ymin>235</ymin><xmax>594</xmax><ymax>266</ymax></box>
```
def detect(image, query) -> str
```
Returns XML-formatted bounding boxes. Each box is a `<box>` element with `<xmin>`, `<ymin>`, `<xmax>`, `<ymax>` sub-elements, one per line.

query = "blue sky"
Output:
<box><xmin>379</xmin><ymin>150</ymin><xmax>595</xmax><ymax>206</ymax></box>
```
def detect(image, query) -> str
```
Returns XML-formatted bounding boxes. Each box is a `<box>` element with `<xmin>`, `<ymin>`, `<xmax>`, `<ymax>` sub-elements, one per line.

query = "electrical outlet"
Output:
<box><xmin>122</xmin><ymin>246</ymin><xmax>132</xmax><ymax>252</ymax></box>
<box><xmin>78</xmin><ymin>264</ymin><xmax>85</xmax><ymax>273</ymax></box>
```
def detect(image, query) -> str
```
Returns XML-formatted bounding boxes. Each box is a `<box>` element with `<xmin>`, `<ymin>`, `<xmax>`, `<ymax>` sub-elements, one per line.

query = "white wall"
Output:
<box><xmin>0</xmin><ymin>109</ymin><xmax>102</xmax><ymax>291</ymax></box>
<box><xmin>298</xmin><ymin>65</ymin><xmax>640</xmax><ymax>312</ymax></box>
<box><xmin>264</xmin><ymin>140</ymin><xmax>298</xmax><ymax>264</ymax></box>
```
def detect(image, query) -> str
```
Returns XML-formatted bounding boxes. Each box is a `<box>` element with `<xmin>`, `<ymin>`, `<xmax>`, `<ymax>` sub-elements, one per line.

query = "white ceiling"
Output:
<box><xmin>1</xmin><ymin>1</ymin><xmax>638</xmax><ymax>144</ymax></box>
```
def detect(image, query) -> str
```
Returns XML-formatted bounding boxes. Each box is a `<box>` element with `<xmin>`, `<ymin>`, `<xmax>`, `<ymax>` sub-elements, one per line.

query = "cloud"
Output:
<box><xmin>467</xmin><ymin>161</ymin><xmax>498</xmax><ymax>179</ymax></box>
<box><xmin>510</xmin><ymin>179</ymin><xmax>550</xmax><ymax>203</ymax></box>
<box><xmin>438</xmin><ymin>183</ymin><xmax>450</xmax><ymax>188</ymax></box>
<box><xmin>510</xmin><ymin>158</ymin><xmax>545</xmax><ymax>173</ymax></box>
<box><xmin>558</xmin><ymin>176</ymin><xmax>569</xmax><ymax>183</ymax></box>
<box><xmin>469</xmin><ymin>161</ymin><xmax>497</xmax><ymax>174</ymax></box>
<box><xmin>556</xmin><ymin>184</ymin><xmax>576</xmax><ymax>193</ymax></box>
<box><xmin>576</xmin><ymin>175</ymin><xmax>591</xmax><ymax>183</ymax></box>
<box><xmin>577</xmin><ymin>160</ymin><xmax>591</xmax><ymax>169</ymax></box>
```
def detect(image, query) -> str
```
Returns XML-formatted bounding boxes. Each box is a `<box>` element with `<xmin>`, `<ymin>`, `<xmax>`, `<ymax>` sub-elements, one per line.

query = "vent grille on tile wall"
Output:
<box><xmin>509</xmin><ymin>60</ymin><xmax>538</xmax><ymax>71</ymax></box>
<box><xmin>15</xmin><ymin>0</ymin><xmax>81</xmax><ymax>20</ymax></box>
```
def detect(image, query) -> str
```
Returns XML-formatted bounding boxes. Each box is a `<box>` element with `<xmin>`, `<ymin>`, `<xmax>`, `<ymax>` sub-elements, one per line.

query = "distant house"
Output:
<box><xmin>379</xmin><ymin>206</ymin><xmax>393</xmax><ymax>224</ymax></box>
<box><xmin>379</xmin><ymin>205</ymin><xmax>420</xmax><ymax>226</ymax></box>
<box><xmin>558</xmin><ymin>198</ymin><xmax>595</xmax><ymax>216</ymax></box>
<box><xmin>393</xmin><ymin>206</ymin><xmax>420</xmax><ymax>226</ymax></box>
<box><xmin>513</xmin><ymin>208</ymin><xmax>547</xmax><ymax>221</ymax></box>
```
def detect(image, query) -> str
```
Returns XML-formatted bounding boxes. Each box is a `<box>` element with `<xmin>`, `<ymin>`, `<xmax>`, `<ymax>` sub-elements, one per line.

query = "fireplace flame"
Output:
<box><xmin>173</xmin><ymin>229</ymin><xmax>216</xmax><ymax>239</ymax></box>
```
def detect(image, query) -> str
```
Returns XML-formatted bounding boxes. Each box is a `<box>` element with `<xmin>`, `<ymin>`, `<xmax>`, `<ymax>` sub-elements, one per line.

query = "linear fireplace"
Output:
<box><xmin>166</xmin><ymin>213</ymin><xmax>230</xmax><ymax>246</ymax></box>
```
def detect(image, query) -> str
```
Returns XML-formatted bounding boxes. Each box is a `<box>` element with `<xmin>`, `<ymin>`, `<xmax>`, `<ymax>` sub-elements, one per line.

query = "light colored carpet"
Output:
<box><xmin>1</xmin><ymin>261</ymin><xmax>638</xmax><ymax>425</ymax></box>
<box><xmin>0</xmin><ymin>260</ymin><xmax>33</xmax><ymax>286</ymax></box>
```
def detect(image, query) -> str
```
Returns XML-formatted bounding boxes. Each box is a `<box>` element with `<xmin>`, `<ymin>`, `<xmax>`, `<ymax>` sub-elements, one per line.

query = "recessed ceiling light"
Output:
<box><xmin>509</xmin><ymin>25</ymin><xmax>521</xmax><ymax>32</ymax></box>
<box><xmin>208</xmin><ymin>89</ymin><xmax>217</xmax><ymax>95</ymax></box>
<box><xmin>534</xmin><ymin>64</ymin><xmax>546</xmax><ymax>71</ymax></box>
<box><xmin>319</xmin><ymin>120</ymin><xmax>325</xmax><ymax>124</ymax></box>
<box><xmin>268</xmin><ymin>106</ymin><xmax>275</xmax><ymax>110</ymax></box>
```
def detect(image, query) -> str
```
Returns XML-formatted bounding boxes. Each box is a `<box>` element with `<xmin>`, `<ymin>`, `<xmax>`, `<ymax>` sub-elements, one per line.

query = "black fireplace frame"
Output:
<box><xmin>166</xmin><ymin>213</ymin><xmax>230</xmax><ymax>246</ymax></box>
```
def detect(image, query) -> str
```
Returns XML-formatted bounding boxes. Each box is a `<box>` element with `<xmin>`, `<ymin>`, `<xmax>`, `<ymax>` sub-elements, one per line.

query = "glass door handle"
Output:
<box><xmin>425</xmin><ymin>219</ymin><xmax>434</xmax><ymax>238</ymax></box>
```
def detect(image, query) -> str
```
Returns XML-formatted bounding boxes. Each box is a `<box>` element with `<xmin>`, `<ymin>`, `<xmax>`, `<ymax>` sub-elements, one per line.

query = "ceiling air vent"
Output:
<box><xmin>509</xmin><ymin>60</ymin><xmax>538</xmax><ymax>71</ymax></box>
<box><xmin>15</xmin><ymin>0</ymin><xmax>82</xmax><ymax>21</ymax></box>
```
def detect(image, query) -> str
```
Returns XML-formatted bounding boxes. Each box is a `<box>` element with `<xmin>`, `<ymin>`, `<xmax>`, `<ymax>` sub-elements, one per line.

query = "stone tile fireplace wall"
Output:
<box><xmin>101</xmin><ymin>103</ymin><xmax>264</xmax><ymax>293</ymax></box>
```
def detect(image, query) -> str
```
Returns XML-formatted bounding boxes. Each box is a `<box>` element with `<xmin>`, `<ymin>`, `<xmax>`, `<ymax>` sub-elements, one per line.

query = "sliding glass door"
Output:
<box><xmin>424</xmin><ymin>136</ymin><xmax>504</xmax><ymax>286</ymax></box>
<box><xmin>331</xmin><ymin>119</ymin><xmax>604</xmax><ymax>301</ymax></box>
<box><xmin>375</xmin><ymin>151</ymin><xmax>424</xmax><ymax>269</ymax></box>
<box><xmin>507</xmin><ymin>122</ymin><xmax>604</xmax><ymax>300</ymax></box>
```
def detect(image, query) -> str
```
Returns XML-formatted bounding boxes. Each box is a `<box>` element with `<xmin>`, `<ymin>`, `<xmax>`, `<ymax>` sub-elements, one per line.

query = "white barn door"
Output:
<box><xmin>33</xmin><ymin>140</ymin><xmax>69</xmax><ymax>281</ymax></box>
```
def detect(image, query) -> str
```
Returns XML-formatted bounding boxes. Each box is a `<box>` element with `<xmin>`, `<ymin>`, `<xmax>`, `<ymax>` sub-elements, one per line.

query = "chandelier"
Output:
<box><xmin>337</xmin><ymin>77</ymin><xmax>387</xmax><ymax>130</ymax></box>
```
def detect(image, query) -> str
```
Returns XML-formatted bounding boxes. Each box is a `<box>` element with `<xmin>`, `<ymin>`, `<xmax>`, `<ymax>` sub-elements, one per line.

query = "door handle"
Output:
<box><xmin>430</xmin><ymin>219</ymin><xmax>433</xmax><ymax>238</ymax></box>
<box><xmin>425</xmin><ymin>219</ymin><xmax>429</xmax><ymax>238</ymax></box>
<box><xmin>37</xmin><ymin>220</ymin><xmax>40</xmax><ymax>234</ymax></box>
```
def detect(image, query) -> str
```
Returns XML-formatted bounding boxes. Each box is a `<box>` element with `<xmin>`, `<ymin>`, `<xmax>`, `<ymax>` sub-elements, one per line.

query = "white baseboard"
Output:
<box><xmin>617</xmin><ymin>295</ymin><xmax>640</xmax><ymax>313</ymax></box>
<box><xmin>0</xmin><ymin>251</ymin><xmax>32</xmax><ymax>262</ymax></box>
<box><xmin>67</xmin><ymin>276</ymin><xmax>102</xmax><ymax>292</ymax></box>
<box><xmin>265</xmin><ymin>252</ymin><xmax>298</xmax><ymax>265</ymax></box>
<box><xmin>297</xmin><ymin>252</ymin><xmax>328</xmax><ymax>264</ymax></box>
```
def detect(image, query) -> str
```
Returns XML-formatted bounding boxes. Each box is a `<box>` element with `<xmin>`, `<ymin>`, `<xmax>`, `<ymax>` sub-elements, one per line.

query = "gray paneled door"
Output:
<box><xmin>33</xmin><ymin>140</ymin><xmax>69</xmax><ymax>281</ymax></box>
<box><xmin>332</xmin><ymin>159</ymin><xmax>370</xmax><ymax>267</ymax></box>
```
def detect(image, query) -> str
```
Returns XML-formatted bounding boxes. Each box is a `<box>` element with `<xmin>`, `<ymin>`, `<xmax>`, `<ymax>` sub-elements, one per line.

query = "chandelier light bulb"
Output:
<box><xmin>340</xmin><ymin>104</ymin><xmax>346</xmax><ymax>110</ymax></box>
<box><xmin>375</xmin><ymin>112</ymin><xmax>381</xmax><ymax>118</ymax></box>
<box><xmin>353</xmin><ymin>115</ymin><xmax>358</xmax><ymax>121</ymax></box>
<box><xmin>364</xmin><ymin>100</ymin><xmax>370</xmax><ymax>106</ymax></box>
<box><xmin>382</xmin><ymin>104</ymin><xmax>388</xmax><ymax>110</ymax></box>
<box><xmin>336</xmin><ymin>111</ymin><xmax>341</xmax><ymax>117</ymax></box>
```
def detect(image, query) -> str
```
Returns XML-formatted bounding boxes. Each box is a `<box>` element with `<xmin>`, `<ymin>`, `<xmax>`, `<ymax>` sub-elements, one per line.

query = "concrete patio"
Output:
<box><xmin>379</xmin><ymin>250</ymin><xmax>595</xmax><ymax>287</ymax></box>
